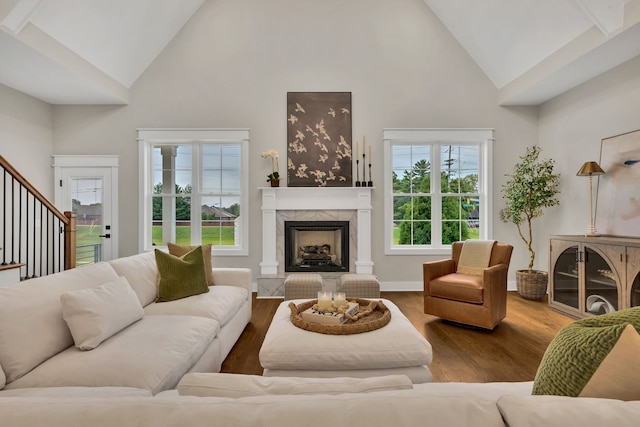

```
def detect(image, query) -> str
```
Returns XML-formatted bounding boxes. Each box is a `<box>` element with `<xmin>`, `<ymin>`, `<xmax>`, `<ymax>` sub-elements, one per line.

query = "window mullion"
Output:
<box><xmin>431</xmin><ymin>144</ymin><xmax>442</xmax><ymax>246</ymax></box>
<box><xmin>480</xmin><ymin>136</ymin><xmax>492</xmax><ymax>240</ymax></box>
<box><xmin>191</xmin><ymin>143</ymin><xmax>202</xmax><ymax>245</ymax></box>
<box><xmin>161</xmin><ymin>145</ymin><xmax>177</xmax><ymax>245</ymax></box>
<box><xmin>141</xmin><ymin>142</ymin><xmax>153</xmax><ymax>251</ymax></box>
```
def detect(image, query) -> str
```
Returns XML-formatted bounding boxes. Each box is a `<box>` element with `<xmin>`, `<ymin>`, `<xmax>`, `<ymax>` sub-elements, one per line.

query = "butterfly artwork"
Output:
<box><xmin>286</xmin><ymin>92</ymin><xmax>352</xmax><ymax>187</ymax></box>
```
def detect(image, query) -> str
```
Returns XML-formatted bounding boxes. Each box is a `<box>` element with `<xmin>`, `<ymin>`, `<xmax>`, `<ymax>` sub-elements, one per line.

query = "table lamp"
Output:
<box><xmin>577</xmin><ymin>161</ymin><xmax>605</xmax><ymax>236</ymax></box>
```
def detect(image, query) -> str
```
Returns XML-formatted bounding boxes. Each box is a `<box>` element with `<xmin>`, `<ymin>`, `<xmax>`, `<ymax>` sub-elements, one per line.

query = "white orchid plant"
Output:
<box><xmin>261</xmin><ymin>149</ymin><xmax>280</xmax><ymax>182</ymax></box>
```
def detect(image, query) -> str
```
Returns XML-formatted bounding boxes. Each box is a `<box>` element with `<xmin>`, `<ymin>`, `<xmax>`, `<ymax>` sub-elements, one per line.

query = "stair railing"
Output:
<box><xmin>0</xmin><ymin>155</ymin><xmax>76</xmax><ymax>280</ymax></box>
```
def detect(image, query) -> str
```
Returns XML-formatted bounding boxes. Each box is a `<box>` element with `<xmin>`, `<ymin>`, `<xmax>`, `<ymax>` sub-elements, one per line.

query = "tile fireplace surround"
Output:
<box><xmin>258</xmin><ymin>187</ymin><xmax>373</xmax><ymax>298</ymax></box>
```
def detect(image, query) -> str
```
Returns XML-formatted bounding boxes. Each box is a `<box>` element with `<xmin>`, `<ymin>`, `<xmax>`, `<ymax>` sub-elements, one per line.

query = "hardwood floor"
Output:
<box><xmin>221</xmin><ymin>291</ymin><xmax>574</xmax><ymax>382</ymax></box>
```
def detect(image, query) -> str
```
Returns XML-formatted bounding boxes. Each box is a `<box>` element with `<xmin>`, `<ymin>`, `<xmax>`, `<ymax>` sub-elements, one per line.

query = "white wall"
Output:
<box><xmin>51</xmin><ymin>0</ymin><xmax>539</xmax><ymax>284</ymax></box>
<box><xmin>537</xmin><ymin>55</ymin><xmax>640</xmax><ymax>270</ymax></box>
<box><xmin>0</xmin><ymin>84</ymin><xmax>53</xmax><ymax>198</ymax></box>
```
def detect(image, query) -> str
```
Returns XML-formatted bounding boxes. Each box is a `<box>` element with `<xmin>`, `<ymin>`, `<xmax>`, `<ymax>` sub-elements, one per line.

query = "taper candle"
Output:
<box><xmin>362</xmin><ymin>136</ymin><xmax>366</xmax><ymax>159</ymax></box>
<box><xmin>355</xmin><ymin>140</ymin><xmax>358</xmax><ymax>158</ymax></box>
<box><xmin>369</xmin><ymin>146</ymin><xmax>372</xmax><ymax>162</ymax></box>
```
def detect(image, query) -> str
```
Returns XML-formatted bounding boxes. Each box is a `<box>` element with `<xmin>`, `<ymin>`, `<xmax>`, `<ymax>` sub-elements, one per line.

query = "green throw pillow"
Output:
<box><xmin>155</xmin><ymin>247</ymin><xmax>209</xmax><ymax>302</ymax></box>
<box><xmin>167</xmin><ymin>243</ymin><xmax>214</xmax><ymax>286</ymax></box>
<box><xmin>532</xmin><ymin>307</ymin><xmax>640</xmax><ymax>397</ymax></box>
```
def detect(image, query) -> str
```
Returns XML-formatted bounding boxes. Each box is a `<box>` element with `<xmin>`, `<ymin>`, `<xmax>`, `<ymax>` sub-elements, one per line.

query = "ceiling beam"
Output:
<box><xmin>0</xmin><ymin>22</ymin><xmax>128</xmax><ymax>104</ymax></box>
<box><xmin>574</xmin><ymin>0</ymin><xmax>630</xmax><ymax>36</ymax></box>
<box><xmin>499</xmin><ymin>0</ymin><xmax>640</xmax><ymax>105</ymax></box>
<box><xmin>1</xmin><ymin>0</ymin><xmax>44</xmax><ymax>34</ymax></box>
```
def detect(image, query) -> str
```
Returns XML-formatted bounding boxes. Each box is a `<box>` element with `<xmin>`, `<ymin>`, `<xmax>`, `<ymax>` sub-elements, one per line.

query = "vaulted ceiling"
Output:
<box><xmin>0</xmin><ymin>0</ymin><xmax>205</xmax><ymax>104</ymax></box>
<box><xmin>1</xmin><ymin>0</ymin><xmax>639</xmax><ymax>106</ymax></box>
<box><xmin>425</xmin><ymin>0</ymin><xmax>640</xmax><ymax>105</ymax></box>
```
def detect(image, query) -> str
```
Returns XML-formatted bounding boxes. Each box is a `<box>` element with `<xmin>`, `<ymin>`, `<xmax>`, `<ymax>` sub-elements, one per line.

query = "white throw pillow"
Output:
<box><xmin>60</xmin><ymin>276</ymin><xmax>144</xmax><ymax>350</ymax></box>
<box><xmin>108</xmin><ymin>251</ymin><xmax>159</xmax><ymax>306</ymax></box>
<box><xmin>177</xmin><ymin>373</ymin><xmax>413</xmax><ymax>398</ymax></box>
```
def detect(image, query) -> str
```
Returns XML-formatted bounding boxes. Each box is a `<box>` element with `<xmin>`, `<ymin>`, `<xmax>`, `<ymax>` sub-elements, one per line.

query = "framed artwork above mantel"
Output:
<box><xmin>286</xmin><ymin>92</ymin><xmax>352</xmax><ymax>187</ymax></box>
<box><xmin>595</xmin><ymin>128</ymin><xmax>640</xmax><ymax>237</ymax></box>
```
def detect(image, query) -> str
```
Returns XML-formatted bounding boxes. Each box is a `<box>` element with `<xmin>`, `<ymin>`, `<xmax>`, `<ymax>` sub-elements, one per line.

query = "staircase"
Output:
<box><xmin>0</xmin><ymin>155</ymin><xmax>76</xmax><ymax>282</ymax></box>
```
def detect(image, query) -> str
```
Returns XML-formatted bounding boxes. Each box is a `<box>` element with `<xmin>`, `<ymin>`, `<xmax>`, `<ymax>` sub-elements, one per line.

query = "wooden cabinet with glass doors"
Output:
<box><xmin>549</xmin><ymin>235</ymin><xmax>640</xmax><ymax>319</ymax></box>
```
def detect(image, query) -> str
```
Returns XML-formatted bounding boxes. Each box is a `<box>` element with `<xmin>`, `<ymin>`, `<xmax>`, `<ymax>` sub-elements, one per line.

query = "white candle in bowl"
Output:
<box><xmin>333</xmin><ymin>292</ymin><xmax>347</xmax><ymax>308</ymax></box>
<box><xmin>317</xmin><ymin>291</ymin><xmax>333</xmax><ymax>311</ymax></box>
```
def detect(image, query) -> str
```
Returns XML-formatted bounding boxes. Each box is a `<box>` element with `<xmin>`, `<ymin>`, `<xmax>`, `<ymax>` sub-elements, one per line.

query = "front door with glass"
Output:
<box><xmin>53</xmin><ymin>157</ymin><xmax>118</xmax><ymax>266</ymax></box>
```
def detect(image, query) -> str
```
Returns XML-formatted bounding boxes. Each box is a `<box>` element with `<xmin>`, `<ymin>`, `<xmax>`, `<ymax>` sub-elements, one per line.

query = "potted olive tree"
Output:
<box><xmin>499</xmin><ymin>145</ymin><xmax>560</xmax><ymax>300</ymax></box>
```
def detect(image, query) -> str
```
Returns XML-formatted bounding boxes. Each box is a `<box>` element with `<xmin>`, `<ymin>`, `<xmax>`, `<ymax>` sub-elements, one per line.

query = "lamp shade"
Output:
<box><xmin>577</xmin><ymin>161</ymin><xmax>605</xmax><ymax>176</ymax></box>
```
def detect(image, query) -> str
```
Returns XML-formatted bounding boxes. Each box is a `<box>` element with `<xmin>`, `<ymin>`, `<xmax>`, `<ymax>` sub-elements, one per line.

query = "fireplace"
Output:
<box><xmin>258</xmin><ymin>187</ymin><xmax>373</xmax><ymax>297</ymax></box>
<box><xmin>285</xmin><ymin>221</ymin><xmax>349</xmax><ymax>272</ymax></box>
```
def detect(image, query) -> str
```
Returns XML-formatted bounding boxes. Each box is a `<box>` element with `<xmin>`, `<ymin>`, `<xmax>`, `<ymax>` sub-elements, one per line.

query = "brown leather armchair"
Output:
<box><xmin>423</xmin><ymin>241</ymin><xmax>513</xmax><ymax>330</ymax></box>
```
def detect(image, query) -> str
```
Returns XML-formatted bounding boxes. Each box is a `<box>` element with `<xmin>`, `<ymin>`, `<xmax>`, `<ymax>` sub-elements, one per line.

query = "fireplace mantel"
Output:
<box><xmin>260</xmin><ymin>187</ymin><xmax>374</xmax><ymax>275</ymax></box>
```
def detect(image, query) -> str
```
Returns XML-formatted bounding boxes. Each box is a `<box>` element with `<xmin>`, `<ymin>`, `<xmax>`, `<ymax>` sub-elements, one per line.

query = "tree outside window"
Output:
<box><xmin>384</xmin><ymin>128</ymin><xmax>492</xmax><ymax>254</ymax></box>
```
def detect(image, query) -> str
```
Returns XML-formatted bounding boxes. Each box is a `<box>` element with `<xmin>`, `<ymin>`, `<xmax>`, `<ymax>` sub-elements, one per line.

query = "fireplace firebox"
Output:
<box><xmin>284</xmin><ymin>221</ymin><xmax>349</xmax><ymax>272</ymax></box>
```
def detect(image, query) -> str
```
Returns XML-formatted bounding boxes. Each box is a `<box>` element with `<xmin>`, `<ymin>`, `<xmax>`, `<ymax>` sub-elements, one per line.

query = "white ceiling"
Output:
<box><xmin>0</xmin><ymin>0</ymin><xmax>205</xmax><ymax>104</ymax></box>
<box><xmin>1</xmin><ymin>0</ymin><xmax>639</xmax><ymax>106</ymax></box>
<box><xmin>425</xmin><ymin>0</ymin><xmax>640</xmax><ymax>105</ymax></box>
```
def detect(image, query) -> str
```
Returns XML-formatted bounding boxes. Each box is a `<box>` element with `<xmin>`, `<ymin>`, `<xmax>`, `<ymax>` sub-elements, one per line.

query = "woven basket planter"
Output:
<box><xmin>516</xmin><ymin>270</ymin><xmax>548</xmax><ymax>300</ymax></box>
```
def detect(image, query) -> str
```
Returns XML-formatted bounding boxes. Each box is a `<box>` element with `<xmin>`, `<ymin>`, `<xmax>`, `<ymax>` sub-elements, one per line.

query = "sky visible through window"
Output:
<box><xmin>392</xmin><ymin>144</ymin><xmax>479</xmax><ymax>184</ymax></box>
<box><xmin>152</xmin><ymin>145</ymin><xmax>242</xmax><ymax>189</ymax></box>
<box><xmin>72</xmin><ymin>178</ymin><xmax>103</xmax><ymax>206</ymax></box>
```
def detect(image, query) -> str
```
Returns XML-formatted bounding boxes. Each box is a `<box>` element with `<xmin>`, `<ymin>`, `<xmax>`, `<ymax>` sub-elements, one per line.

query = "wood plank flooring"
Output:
<box><xmin>221</xmin><ymin>291</ymin><xmax>574</xmax><ymax>382</ymax></box>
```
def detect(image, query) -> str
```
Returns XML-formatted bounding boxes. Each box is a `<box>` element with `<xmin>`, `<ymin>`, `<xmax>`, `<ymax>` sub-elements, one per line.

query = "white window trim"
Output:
<box><xmin>383</xmin><ymin>128</ymin><xmax>494</xmax><ymax>256</ymax></box>
<box><xmin>137</xmin><ymin>128</ymin><xmax>249</xmax><ymax>256</ymax></box>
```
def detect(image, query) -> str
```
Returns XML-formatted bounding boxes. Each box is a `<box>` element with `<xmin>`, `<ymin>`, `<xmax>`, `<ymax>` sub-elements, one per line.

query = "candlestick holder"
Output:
<box><xmin>355</xmin><ymin>159</ymin><xmax>361</xmax><ymax>186</ymax></box>
<box><xmin>368</xmin><ymin>163</ymin><xmax>373</xmax><ymax>187</ymax></box>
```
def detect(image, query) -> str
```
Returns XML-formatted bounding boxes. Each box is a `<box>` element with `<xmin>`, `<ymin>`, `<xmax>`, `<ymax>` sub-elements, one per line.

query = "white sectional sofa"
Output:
<box><xmin>0</xmin><ymin>251</ymin><xmax>251</xmax><ymax>394</ymax></box>
<box><xmin>0</xmin><ymin>375</ymin><xmax>639</xmax><ymax>426</ymax></box>
<box><xmin>1</xmin><ymin>252</ymin><xmax>639</xmax><ymax>426</ymax></box>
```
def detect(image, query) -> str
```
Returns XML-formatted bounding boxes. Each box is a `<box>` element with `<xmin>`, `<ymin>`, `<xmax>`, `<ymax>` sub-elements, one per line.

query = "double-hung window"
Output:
<box><xmin>383</xmin><ymin>129</ymin><xmax>493</xmax><ymax>255</ymax></box>
<box><xmin>138</xmin><ymin>129</ymin><xmax>249</xmax><ymax>256</ymax></box>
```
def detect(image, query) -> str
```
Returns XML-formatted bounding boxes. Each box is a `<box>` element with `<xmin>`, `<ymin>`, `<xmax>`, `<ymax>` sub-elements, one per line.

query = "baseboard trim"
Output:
<box><xmin>254</xmin><ymin>280</ymin><xmax>519</xmax><ymax>296</ymax></box>
<box><xmin>379</xmin><ymin>281</ymin><xmax>422</xmax><ymax>291</ymax></box>
<box><xmin>378</xmin><ymin>280</ymin><xmax>518</xmax><ymax>292</ymax></box>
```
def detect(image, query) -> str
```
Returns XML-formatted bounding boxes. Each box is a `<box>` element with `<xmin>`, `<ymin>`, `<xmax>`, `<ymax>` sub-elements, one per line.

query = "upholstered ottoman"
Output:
<box><xmin>259</xmin><ymin>299</ymin><xmax>433</xmax><ymax>383</ymax></box>
<box><xmin>338</xmin><ymin>273</ymin><xmax>380</xmax><ymax>298</ymax></box>
<box><xmin>283</xmin><ymin>273</ymin><xmax>323</xmax><ymax>300</ymax></box>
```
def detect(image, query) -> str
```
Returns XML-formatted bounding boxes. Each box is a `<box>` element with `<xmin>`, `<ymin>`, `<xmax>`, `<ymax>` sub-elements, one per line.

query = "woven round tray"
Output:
<box><xmin>288</xmin><ymin>298</ymin><xmax>391</xmax><ymax>335</ymax></box>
